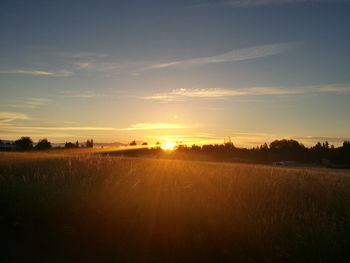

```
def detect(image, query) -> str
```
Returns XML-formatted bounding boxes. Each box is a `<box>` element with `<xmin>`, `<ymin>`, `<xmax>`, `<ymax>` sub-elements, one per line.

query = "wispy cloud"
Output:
<box><xmin>56</xmin><ymin>51</ymin><xmax>108</xmax><ymax>59</ymax></box>
<box><xmin>72</xmin><ymin>59</ymin><xmax>147</xmax><ymax>76</ymax></box>
<box><xmin>72</xmin><ymin>60</ymin><xmax>121</xmax><ymax>72</ymax></box>
<box><xmin>309</xmin><ymin>84</ymin><xmax>350</xmax><ymax>93</ymax></box>
<box><xmin>61</xmin><ymin>90</ymin><xmax>100</xmax><ymax>99</ymax></box>
<box><xmin>142</xmin><ymin>84</ymin><xmax>350</xmax><ymax>102</ymax></box>
<box><xmin>0</xmin><ymin>69</ymin><xmax>73</xmax><ymax>77</ymax></box>
<box><xmin>0</xmin><ymin>123</ymin><xmax>117</xmax><ymax>131</ymax></box>
<box><xmin>139</xmin><ymin>42</ymin><xmax>300</xmax><ymax>72</ymax></box>
<box><xmin>73</xmin><ymin>61</ymin><xmax>95</xmax><ymax>70</ymax></box>
<box><xmin>0</xmin><ymin>122</ymin><xmax>187</xmax><ymax>133</ymax></box>
<box><xmin>121</xmin><ymin>123</ymin><xmax>188</xmax><ymax>131</ymax></box>
<box><xmin>0</xmin><ymin>129</ymin><xmax>73</xmax><ymax>137</ymax></box>
<box><xmin>0</xmin><ymin>112</ymin><xmax>31</xmax><ymax>122</ymax></box>
<box><xmin>0</xmin><ymin>121</ymin><xmax>118</xmax><ymax>140</ymax></box>
<box><xmin>12</xmin><ymin>97</ymin><xmax>51</xmax><ymax>109</ymax></box>
<box><xmin>69</xmin><ymin>42</ymin><xmax>299</xmax><ymax>75</ymax></box>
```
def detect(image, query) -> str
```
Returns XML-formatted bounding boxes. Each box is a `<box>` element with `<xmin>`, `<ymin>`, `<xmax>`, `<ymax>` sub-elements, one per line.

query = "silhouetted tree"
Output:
<box><xmin>142</xmin><ymin>142</ymin><xmax>148</xmax><ymax>146</ymax></box>
<box><xmin>15</xmin><ymin>137</ymin><xmax>33</xmax><ymax>151</ymax></box>
<box><xmin>86</xmin><ymin>139</ymin><xmax>94</xmax><ymax>148</ymax></box>
<box><xmin>339</xmin><ymin>141</ymin><xmax>350</xmax><ymax>164</ymax></box>
<box><xmin>36</xmin><ymin>138</ymin><xmax>52</xmax><ymax>150</ymax></box>
<box><xmin>65</xmin><ymin>142</ymin><xmax>76</xmax><ymax>149</ymax></box>
<box><xmin>84</xmin><ymin>138</ymin><xmax>350</xmax><ymax>166</ymax></box>
<box><xmin>323</xmin><ymin>141</ymin><xmax>329</xmax><ymax>149</ymax></box>
<box><xmin>310</xmin><ymin>141</ymin><xmax>333</xmax><ymax>163</ymax></box>
<box><xmin>268</xmin><ymin>139</ymin><xmax>306</xmax><ymax>162</ymax></box>
<box><xmin>224</xmin><ymin>137</ymin><xmax>235</xmax><ymax>149</ymax></box>
<box><xmin>269</xmin><ymin>139</ymin><xmax>303</xmax><ymax>151</ymax></box>
<box><xmin>76</xmin><ymin>141</ymin><xmax>79</xmax><ymax>148</ymax></box>
<box><xmin>343</xmin><ymin>141</ymin><xmax>350</xmax><ymax>148</ymax></box>
<box><xmin>129</xmin><ymin>140</ymin><xmax>137</xmax><ymax>146</ymax></box>
<box><xmin>260</xmin><ymin>143</ymin><xmax>268</xmax><ymax>150</ymax></box>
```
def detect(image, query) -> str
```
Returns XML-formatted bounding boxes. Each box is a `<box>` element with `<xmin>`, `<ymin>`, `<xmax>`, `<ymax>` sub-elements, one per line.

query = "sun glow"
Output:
<box><xmin>161</xmin><ymin>142</ymin><xmax>176</xmax><ymax>151</ymax></box>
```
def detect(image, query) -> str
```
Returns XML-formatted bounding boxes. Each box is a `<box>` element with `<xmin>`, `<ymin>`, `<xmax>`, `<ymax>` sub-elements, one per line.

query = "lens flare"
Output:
<box><xmin>161</xmin><ymin>142</ymin><xmax>176</xmax><ymax>151</ymax></box>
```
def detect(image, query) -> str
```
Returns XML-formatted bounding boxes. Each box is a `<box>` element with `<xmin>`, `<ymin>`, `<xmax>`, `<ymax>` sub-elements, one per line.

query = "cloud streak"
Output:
<box><xmin>0</xmin><ymin>122</ymin><xmax>188</xmax><ymax>132</ymax></box>
<box><xmin>56</xmin><ymin>51</ymin><xmax>108</xmax><ymax>59</ymax></box>
<box><xmin>0</xmin><ymin>112</ymin><xmax>31</xmax><ymax>123</ymax></box>
<box><xmin>61</xmin><ymin>90</ymin><xmax>100</xmax><ymax>99</ymax></box>
<box><xmin>140</xmin><ymin>42</ymin><xmax>300</xmax><ymax>72</ymax></box>
<box><xmin>0</xmin><ymin>69</ymin><xmax>73</xmax><ymax>77</ymax></box>
<box><xmin>120</xmin><ymin>123</ymin><xmax>188</xmax><ymax>131</ymax></box>
<box><xmin>142</xmin><ymin>84</ymin><xmax>350</xmax><ymax>102</ymax></box>
<box><xmin>12</xmin><ymin>97</ymin><xmax>51</xmax><ymax>109</ymax></box>
<box><xmin>72</xmin><ymin>59</ymin><xmax>148</xmax><ymax>76</ymax></box>
<box><xmin>68</xmin><ymin>42</ymin><xmax>299</xmax><ymax>75</ymax></box>
<box><xmin>72</xmin><ymin>60</ymin><xmax>121</xmax><ymax>72</ymax></box>
<box><xmin>0</xmin><ymin>124</ymin><xmax>117</xmax><ymax>131</ymax></box>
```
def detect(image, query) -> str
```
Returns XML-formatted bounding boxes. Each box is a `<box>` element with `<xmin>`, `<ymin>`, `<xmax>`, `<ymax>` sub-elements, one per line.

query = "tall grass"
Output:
<box><xmin>1</xmin><ymin>154</ymin><xmax>350</xmax><ymax>262</ymax></box>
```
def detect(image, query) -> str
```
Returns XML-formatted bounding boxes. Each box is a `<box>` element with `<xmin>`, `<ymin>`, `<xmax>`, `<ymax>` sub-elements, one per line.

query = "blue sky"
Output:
<box><xmin>1</xmin><ymin>0</ymin><xmax>350</xmax><ymax>146</ymax></box>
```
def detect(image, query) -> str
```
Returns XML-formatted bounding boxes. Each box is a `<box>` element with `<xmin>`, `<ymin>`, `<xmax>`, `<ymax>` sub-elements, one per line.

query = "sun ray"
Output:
<box><xmin>160</xmin><ymin>142</ymin><xmax>176</xmax><ymax>151</ymax></box>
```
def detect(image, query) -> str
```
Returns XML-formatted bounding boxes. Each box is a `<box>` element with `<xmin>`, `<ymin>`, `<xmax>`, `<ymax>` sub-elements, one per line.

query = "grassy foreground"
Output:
<box><xmin>1</xmin><ymin>153</ymin><xmax>350</xmax><ymax>262</ymax></box>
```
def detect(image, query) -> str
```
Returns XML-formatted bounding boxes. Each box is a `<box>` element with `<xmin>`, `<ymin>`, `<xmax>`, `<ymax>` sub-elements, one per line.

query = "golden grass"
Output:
<box><xmin>1</xmin><ymin>153</ymin><xmax>350</xmax><ymax>262</ymax></box>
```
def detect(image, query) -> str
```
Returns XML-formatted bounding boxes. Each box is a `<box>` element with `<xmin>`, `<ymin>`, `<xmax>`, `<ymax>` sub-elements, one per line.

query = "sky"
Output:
<box><xmin>1</xmin><ymin>0</ymin><xmax>350</xmax><ymax>147</ymax></box>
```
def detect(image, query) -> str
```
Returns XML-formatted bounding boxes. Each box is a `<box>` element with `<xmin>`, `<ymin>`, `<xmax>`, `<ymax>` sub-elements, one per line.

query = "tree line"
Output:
<box><xmin>1</xmin><ymin>137</ymin><xmax>349</xmax><ymax>167</ymax></box>
<box><xmin>112</xmin><ymin>139</ymin><xmax>350</xmax><ymax>168</ymax></box>
<box><xmin>0</xmin><ymin>137</ymin><xmax>94</xmax><ymax>151</ymax></box>
<box><xmin>173</xmin><ymin>139</ymin><xmax>350</xmax><ymax>167</ymax></box>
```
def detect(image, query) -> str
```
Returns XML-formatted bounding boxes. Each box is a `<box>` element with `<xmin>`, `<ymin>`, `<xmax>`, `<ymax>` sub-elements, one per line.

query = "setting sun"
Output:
<box><xmin>161</xmin><ymin>142</ymin><xmax>176</xmax><ymax>151</ymax></box>
<box><xmin>2</xmin><ymin>1</ymin><xmax>350</xmax><ymax>262</ymax></box>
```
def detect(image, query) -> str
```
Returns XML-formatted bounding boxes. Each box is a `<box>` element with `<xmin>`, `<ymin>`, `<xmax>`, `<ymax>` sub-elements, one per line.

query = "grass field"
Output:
<box><xmin>1</xmin><ymin>152</ymin><xmax>350</xmax><ymax>262</ymax></box>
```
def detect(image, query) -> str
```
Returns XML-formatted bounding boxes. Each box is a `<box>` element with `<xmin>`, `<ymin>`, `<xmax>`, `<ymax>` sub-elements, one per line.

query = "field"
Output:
<box><xmin>1</xmin><ymin>152</ymin><xmax>350</xmax><ymax>262</ymax></box>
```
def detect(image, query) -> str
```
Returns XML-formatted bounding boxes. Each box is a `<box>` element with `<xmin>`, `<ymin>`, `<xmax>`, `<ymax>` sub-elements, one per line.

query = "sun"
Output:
<box><xmin>161</xmin><ymin>141</ymin><xmax>176</xmax><ymax>151</ymax></box>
